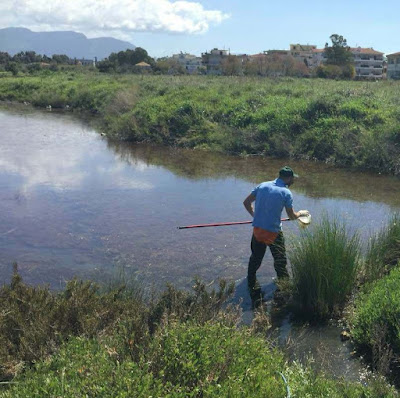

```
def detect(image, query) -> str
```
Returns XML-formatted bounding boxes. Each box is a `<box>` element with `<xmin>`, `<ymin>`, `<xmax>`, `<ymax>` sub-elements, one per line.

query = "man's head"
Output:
<box><xmin>278</xmin><ymin>166</ymin><xmax>298</xmax><ymax>186</ymax></box>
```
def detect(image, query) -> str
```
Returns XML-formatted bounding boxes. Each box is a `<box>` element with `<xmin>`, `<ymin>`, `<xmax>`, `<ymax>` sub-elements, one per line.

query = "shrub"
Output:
<box><xmin>0</xmin><ymin>271</ymin><xmax>236</xmax><ymax>381</ymax></box>
<box><xmin>352</xmin><ymin>265</ymin><xmax>400</xmax><ymax>374</ymax></box>
<box><xmin>290</xmin><ymin>216</ymin><xmax>361</xmax><ymax>319</ymax></box>
<box><xmin>303</xmin><ymin>97</ymin><xmax>338</xmax><ymax>121</ymax></box>
<box><xmin>0</xmin><ymin>337</ymin><xmax>163</xmax><ymax>398</ymax></box>
<box><xmin>0</xmin><ymin>272</ymin><xmax>145</xmax><ymax>380</ymax></box>
<box><xmin>2</xmin><ymin>324</ymin><xmax>396</xmax><ymax>397</ymax></box>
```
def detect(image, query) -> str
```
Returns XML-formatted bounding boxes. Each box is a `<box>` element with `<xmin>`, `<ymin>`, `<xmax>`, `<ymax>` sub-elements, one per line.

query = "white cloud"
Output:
<box><xmin>0</xmin><ymin>0</ymin><xmax>229</xmax><ymax>37</ymax></box>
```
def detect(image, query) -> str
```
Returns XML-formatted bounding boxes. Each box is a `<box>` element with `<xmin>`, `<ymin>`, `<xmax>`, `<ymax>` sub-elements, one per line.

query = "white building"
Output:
<box><xmin>172</xmin><ymin>52</ymin><xmax>203</xmax><ymax>74</ymax></box>
<box><xmin>290</xmin><ymin>44</ymin><xmax>317</xmax><ymax>67</ymax></box>
<box><xmin>201</xmin><ymin>48</ymin><xmax>229</xmax><ymax>75</ymax></box>
<box><xmin>351</xmin><ymin>47</ymin><xmax>384</xmax><ymax>79</ymax></box>
<box><xmin>310</xmin><ymin>49</ymin><xmax>327</xmax><ymax>68</ymax></box>
<box><xmin>310</xmin><ymin>47</ymin><xmax>384</xmax><ymax>78</ymax></box>
<box><xmin>386</xmin><ymin>52</ymin><xmax>400</xmax><ymax>79</ymax></box>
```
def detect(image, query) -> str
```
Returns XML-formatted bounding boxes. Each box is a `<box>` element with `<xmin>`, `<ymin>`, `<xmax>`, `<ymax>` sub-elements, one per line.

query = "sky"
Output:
<box><xmin>1</xmin><ymin>0</ymin><xmax>400</xmax><ymax>57</ymax></box>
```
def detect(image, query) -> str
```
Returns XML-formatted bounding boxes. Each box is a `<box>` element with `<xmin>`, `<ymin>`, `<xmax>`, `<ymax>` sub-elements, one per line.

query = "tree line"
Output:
<box><xmin>0</xmin><ymin>34</ymin><xmax>358</xmax><ymax>79</ymax></box>
<box><xmin>0</xmin><ymin>51</ymin><xmax>83</xmax><ymax>75</ymax></box>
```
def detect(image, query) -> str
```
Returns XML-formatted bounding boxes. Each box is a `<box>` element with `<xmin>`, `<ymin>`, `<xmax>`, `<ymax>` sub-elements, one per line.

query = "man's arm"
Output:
<box><xmin>286</xmin><ymin>207</ymin><xmax>309</xmax><ymax>220</ymax></box>
<box><xmin>243</xmin><ymin>193</ymin><xmax>256</xmax><ymax>217</ymax></box>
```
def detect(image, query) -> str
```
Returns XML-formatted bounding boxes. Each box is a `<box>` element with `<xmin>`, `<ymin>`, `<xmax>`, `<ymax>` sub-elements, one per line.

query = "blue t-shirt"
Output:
<box><xmin>251</xmin><ymin>178</ymin><xmax>293</xmax><ymax>233</ymax></box>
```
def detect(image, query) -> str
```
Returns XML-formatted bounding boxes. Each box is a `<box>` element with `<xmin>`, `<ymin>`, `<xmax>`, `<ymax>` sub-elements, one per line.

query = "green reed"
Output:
<box><xmin>290</xmin><ymin>216</ymin><xmax>361</xmax><ymax>319</ymax></box>
<box><xmin>363</xmin><ymin>213</ymin><xmax>400</xmax><ymax>283</ymax></box>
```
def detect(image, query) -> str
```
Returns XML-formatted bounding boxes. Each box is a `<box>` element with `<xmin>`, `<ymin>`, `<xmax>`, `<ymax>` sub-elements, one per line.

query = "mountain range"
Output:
<box><xmin>0</xmin><ymin>27</ymin><xmax>135</xmax><ymax>60</ymax></box>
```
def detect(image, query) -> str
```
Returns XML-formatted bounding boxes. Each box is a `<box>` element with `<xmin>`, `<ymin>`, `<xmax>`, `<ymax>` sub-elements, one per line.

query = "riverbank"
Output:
<box><xmin>0</xmin><ymin>271</ymin><xmax>397</xmax><ymax>397</ymax></box>
<box><xmin>0</xmin><ymin>71</ymin><xmax>399</xmax><ymax>176</ymax></box>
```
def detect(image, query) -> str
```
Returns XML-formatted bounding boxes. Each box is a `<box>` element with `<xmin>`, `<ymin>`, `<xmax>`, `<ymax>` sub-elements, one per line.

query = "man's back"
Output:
<box><xmin>252</xmin><ymin>178</ymin><xmax>293</xmax><ymax>233</ymax></box>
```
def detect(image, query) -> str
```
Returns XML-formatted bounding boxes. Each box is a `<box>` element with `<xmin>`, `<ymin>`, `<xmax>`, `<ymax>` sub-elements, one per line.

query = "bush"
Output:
<box><xmin>2</xmin><ymin>324</ymin><xmax>396</xmax><ymax>397</ymax></box>
<box><xmin>0</xmin><ymin>271</ymin><xmax>236</xmax><ymax>381</ymax></box>
<box><xmin>290</xmin><ymin>216</ymin><xmax>361</xmax><ymax>319</ymax></box>
<box><xmin>352</xmin><ymin>265</ymin><xmax>400</xmax><ymax>374</ymax></box>
<box><xmin>0</xmin><ymin>337</ymin><xmax>163</xmax><ymax>398</ymax></box>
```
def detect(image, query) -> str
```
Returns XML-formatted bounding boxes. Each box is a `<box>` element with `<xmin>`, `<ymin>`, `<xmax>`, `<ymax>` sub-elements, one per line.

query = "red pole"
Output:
<box><xmin>178</xmin><ymin>218</ymin><xmax>290</xmax><ymax>229</ymax></box>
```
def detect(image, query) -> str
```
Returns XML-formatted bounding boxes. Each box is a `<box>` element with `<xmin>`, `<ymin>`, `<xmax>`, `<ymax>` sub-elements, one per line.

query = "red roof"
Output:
<box><xmin>250</xmin><ymin>53</ymin><xmax>267</xmax><ymax>58</ymax></box>
<box><xmin>387</xmin><ymin>52</ymin><xmax>400</xmax><ymax>57</ymax></box>
<box><xmin>311</xmin><ymin>47</ymin><xmax>384</xmax><ymax>55</ymax></box>
<box><xmin>350</xmin><ymin>47</ymin><xmax>384</xmax><ymax>55</ymax></box>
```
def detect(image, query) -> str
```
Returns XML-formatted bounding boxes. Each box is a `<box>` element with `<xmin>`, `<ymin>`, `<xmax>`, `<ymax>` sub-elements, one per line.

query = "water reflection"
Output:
<box><xmin>0</xmin><ymin>107</ymin><xmax>399</xmax><ymax>292</ymax></box>
<box><xmin>108</xmin><ymin>141</ymin><xmax>400</xmax><ymax>206</ymax></box>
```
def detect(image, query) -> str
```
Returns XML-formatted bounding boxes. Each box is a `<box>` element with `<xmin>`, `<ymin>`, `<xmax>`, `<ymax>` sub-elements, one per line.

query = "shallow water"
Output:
<box><xmin>1</xmin><ymin>106</ymin><xmax>400</xmax><ymax>290</ymax></box>
<box><xmin>1</xmin><ymin>105</ymin><xmax>399</xmax><ymax>382</ymax></box>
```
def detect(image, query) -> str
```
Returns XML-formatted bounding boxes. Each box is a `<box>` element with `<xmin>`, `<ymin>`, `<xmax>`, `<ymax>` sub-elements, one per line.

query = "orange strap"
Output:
<box><xmin>253</xmin><ymin>227</ymin><xmax>279</xmax><ymax>245</ymax></box>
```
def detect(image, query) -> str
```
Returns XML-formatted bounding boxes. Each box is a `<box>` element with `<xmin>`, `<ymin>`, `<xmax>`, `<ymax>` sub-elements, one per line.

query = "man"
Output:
<box><xmin>243</xmin><ymin>166</ymin><xmax>309</xmax><ymax>303</ymax></box>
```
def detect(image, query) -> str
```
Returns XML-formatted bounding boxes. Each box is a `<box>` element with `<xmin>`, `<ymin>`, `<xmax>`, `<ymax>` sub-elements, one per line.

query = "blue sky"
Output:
<box><xmin>134</xmin><ymin>0</ymin><xmax>400</xmax><ymax>57</ymax></box>
<box><xmin>1</xmin><ymin>0</ymin><xmax>399</xmax><ymax>57</ymax></box>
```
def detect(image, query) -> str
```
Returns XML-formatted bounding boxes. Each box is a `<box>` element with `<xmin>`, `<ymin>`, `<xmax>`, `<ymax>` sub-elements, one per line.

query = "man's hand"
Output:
<box><xmin>298</xmin><ymin>210</ymin><xmax>310</xmax><ymax>217</ymax></box>
<box><xmin>286</xmin><ymin>208</ymin><xmax>310</xmax><ymax>220</ymax></box>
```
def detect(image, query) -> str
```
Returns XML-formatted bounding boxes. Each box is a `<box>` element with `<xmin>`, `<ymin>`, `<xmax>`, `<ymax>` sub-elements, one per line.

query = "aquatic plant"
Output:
<box><xmin>363</xmin><ymin>213</ymin><xmax>400</xmax><ymax>283</ymax></box>
<box><xmin>290</xmin><ymin>216</ymin><xmax>360</xmax><ymax>319</ymax></box>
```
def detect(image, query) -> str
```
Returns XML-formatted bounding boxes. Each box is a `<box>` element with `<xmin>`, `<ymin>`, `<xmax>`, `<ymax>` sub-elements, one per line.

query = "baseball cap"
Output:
<box><xmin>279</xmin><ymin>166</ymin><xmax>299</xmax><ymax>178</ymax></box>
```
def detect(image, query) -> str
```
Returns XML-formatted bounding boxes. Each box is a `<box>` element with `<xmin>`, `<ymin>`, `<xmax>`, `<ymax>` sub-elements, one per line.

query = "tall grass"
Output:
<box><xmin>290</xmin><ymin>216</ymin><xmax>361</xmax><ymax>319</ymax></box>
<box><xmin>363</xmin><ymin>213</ymin><xmax>400</xmax><ymax>283</ymax></box>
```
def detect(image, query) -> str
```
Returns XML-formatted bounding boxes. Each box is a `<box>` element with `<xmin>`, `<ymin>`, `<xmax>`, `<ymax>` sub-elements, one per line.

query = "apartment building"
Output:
<box><xmin>309</xmin><ymin>47</ymin><xmax>384</xmax><ymax>78</ymax></box>
<box><xmin>386</xmin><ymin>52</ymin><xmax>400</xmax><ymax>79</ymax></box>
<box><xmin>265</xmin><ymin>50</ymin><xmax>290</xmax><ymax>56</ymax></box>
<box><xmin>309</xmin><ymin>49</ymin><xmax>326</xmax><ymax>68</ymax></box>
<box><xmin>201</xmin><ymin>48</ymin><xmax>229</xmax><ymax>75</ymax></box>
<box><xmin>172</xmin><ymin>52</ymin><xmax>203</xmax><ymax>74</ymax></box>
<box><xmin>351</xmin><ymin>47</ymin><xmax>384</xmax><ymax>79</ymax></box>
<box><xmin>290</xmin><ymin>44</ymin><xmax>317</xmax><ymax>66</ymax></box>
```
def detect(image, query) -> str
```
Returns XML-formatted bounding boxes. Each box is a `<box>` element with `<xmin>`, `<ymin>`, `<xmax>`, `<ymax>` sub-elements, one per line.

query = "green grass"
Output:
<box><xmin>352</xmin><ymin>265</ymin><xmax>400</xmax><ymax>376</ymax></box>
<box><xmin>363</xmin><ymin>214</ymin><xmax>400</xmax><ymax>283</ymax></box>
<box><xmin>290</xmin><ymin>216</ymin><xmax>361</xmax><ymax>320</ymax></box>
<box><xmin>348</xmin><ymin>215</ymin><xmax>400</xmax><ymax>377</ymax></box>
<box><xmin>1</xmin><ymin>72</ymin><xmax>400</xmax><ymax>175</ymax></box>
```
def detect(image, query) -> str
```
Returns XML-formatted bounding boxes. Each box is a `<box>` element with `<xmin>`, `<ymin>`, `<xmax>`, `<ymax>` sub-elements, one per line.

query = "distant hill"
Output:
<box><xmin>0</xmin><ymin>27</ymin><xmax>135</xmax><ymax>60</ymax></box>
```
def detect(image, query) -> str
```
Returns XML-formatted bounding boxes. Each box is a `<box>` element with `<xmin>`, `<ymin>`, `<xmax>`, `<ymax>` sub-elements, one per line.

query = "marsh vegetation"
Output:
<box><xmin>1</xmin><ymin>72</ymin><xmax>400</xmax><ymax>175</ymax></box>
<box><xmin>0</xmin><ymin>270</ymin><xmax>398</xmax><ymax>397</ymax></box>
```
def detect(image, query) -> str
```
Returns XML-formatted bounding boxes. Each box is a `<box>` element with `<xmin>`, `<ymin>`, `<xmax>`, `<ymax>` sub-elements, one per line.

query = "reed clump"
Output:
<box><xmin>290</xmin><ymin>216</ymin><xmax>360</xmax><ymax>320</ymax></box>
<box><xmin>363</xmin><ymin>213</ymin><xmax>400</xmax><ymax>283</ymax></box>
